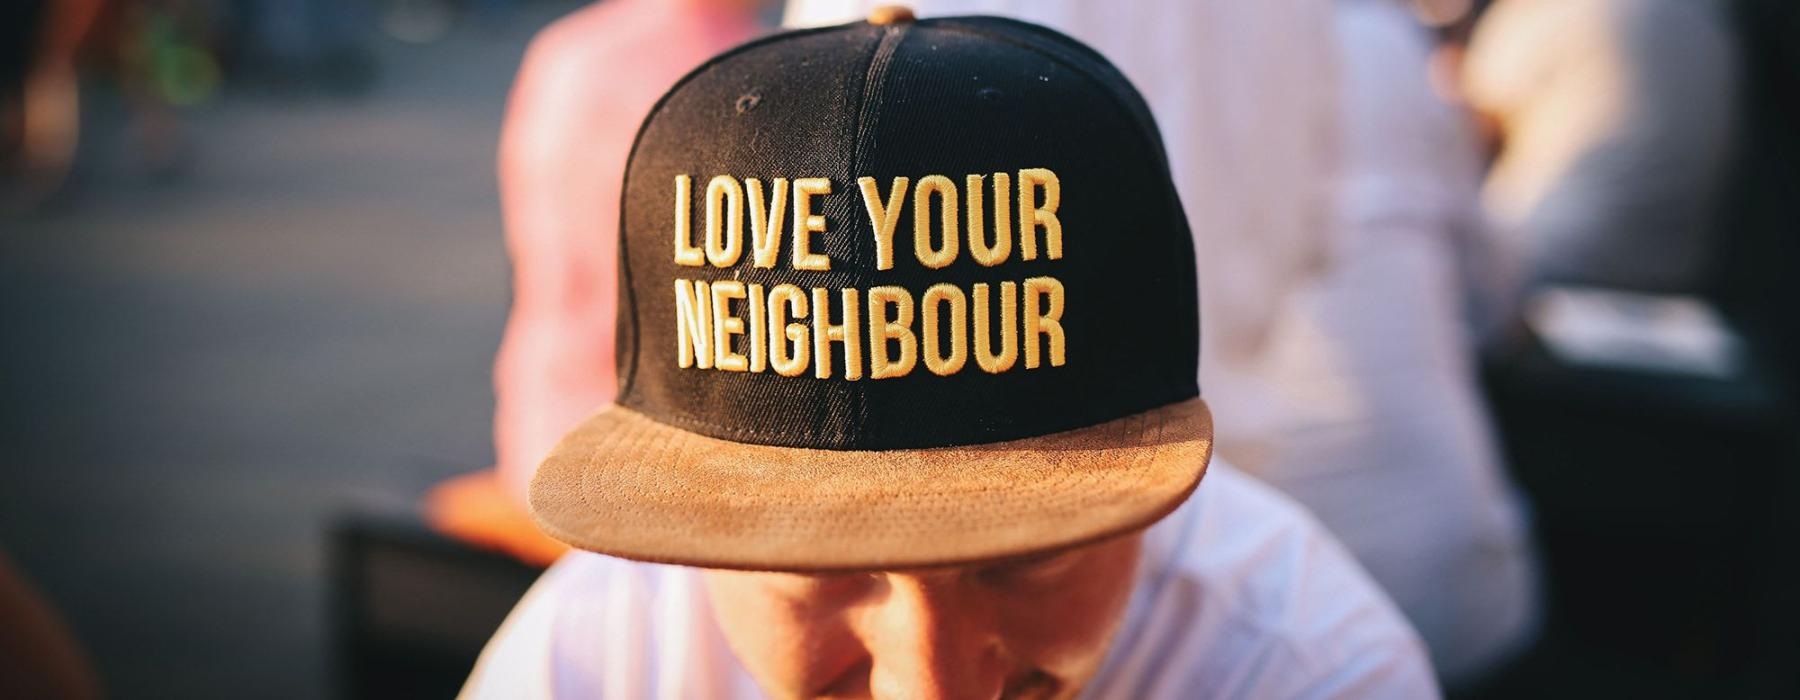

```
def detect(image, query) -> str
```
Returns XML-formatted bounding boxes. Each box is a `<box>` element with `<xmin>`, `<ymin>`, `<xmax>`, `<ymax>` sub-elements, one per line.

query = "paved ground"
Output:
<box><xmin>0</xmin><ymin>11</ymin><xmax>559</xmax><ymax>698</ymax></box>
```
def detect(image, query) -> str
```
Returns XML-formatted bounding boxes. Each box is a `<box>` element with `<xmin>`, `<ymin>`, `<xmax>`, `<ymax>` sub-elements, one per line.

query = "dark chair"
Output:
<box><xmin>329</xmin><ymin>512</ymin><xmax>546</xmax><ymax>700</ymax></box>
<box><xmin>1471</xmin><ymin>334</ymin><xmax>1798</xmax><ymax>698</ymax></box>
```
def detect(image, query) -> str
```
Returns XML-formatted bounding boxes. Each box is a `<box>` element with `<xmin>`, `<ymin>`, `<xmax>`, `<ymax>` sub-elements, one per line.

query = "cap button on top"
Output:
<box><xmin>867</xmin><ymin>5</ymin><xmax>916</xmax><ymax>25</ymax></box>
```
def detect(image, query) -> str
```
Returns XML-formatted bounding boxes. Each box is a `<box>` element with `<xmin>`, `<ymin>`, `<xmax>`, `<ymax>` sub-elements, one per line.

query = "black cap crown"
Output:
<box><xmin>615</xmin><ymin>15</ymin><xmax>1198</xmax><ymax>450</ymax></box>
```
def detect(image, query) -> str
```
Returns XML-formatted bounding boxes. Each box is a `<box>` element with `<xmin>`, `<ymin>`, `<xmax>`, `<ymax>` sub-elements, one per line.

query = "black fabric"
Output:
<box><xmin>616</xmin><ymin>16</ymin><xmax>1199</xmax><ymax>450</ymax></box>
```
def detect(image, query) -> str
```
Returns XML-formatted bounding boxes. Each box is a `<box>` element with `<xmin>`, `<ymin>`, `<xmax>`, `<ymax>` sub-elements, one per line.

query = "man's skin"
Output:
<box><xmin>703</xmin><ymin>532</ymin><xmax>1144</xmax><ymax>699</ymax></box>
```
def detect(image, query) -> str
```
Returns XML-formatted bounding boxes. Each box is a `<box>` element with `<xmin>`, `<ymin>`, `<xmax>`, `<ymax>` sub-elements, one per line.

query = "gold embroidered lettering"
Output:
<box><xmin>912</xmin><ymin>174</ymin><xmax>960</xmax><ymax>269</ymax></box>
<box><xmin>1023</xmin><ymin>276</ymin><xmax>1066</xmax><ymax>368</ymax></box>
<box><xmin>858</xmin><ymin>176</ymin><xmax>910</xmax><ymax>271</ymax></box>
<box><xmin>710</xmin><ymin>280</ymin><xmax>748</xmax><ymax>371</ymax></box>
<box><xmin>673</xmin><ymin>175</ymin><xmax>704</xmax><ymax>266</ymax></box>
<box><xmin>746</xmin><ymin>178</ymin><xmax>788</xmax><ymax>269</ymax></box>
<box><xmin>973</xmin><ymin>281</ymin><xmax>1018</xmax><ymax>373</ymax></box>
<box><xmin>1017</xmin><ymin>168</ymin><xmax>1062</xmax><ymax>261</ymax></box>
<box><xmin>811</xmin><ymin>287</ymin><xmax>862</xmax><ymax>380</ymax></box>
<box><xmin>791</xmin><ymin>178</ymin><xmax>832</xmax><ymax>271</ymax></box>
<box><xmin>767</xmin><ymin>284</ymin><xmax>810</xmax><ymax>377</ymax></box>
<box><xmin>966</xmin><ymin>173</ymin><xmax>1010</xmax><ymax>267</ymax></box>
<box><xmin>704</xmin><ymin>175</ymin><xmax>745</xmax><ymax>267</ymax></box>
<box><xmin>674</xmin><ymin>278</ymin><xmax>713</xmax><ymax>369</ymax></box>
<box><xmin>921</xmin><ymin>283</ymin><xmax>968</xmax><ymax>376</ymax></box>
<box><xmin>671</xmin><ymin>168</ymin><xmax>1071</xmax><ymax>379</ymax></box>
<box><xmin>747</xmin><ymin>283</ymin><xmax>767</xmax><ymax>372</ymax></box>
<box><xmin>866</xmin><ymin>286</ymin><xmax>917</xmax><ymax>379</ymax></box>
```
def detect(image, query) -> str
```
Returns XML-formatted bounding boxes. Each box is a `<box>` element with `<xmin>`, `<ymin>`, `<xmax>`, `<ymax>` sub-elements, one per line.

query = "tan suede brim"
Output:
<box><xmin>528</xmin><ymin>397</ymin><xmax>1213</xmax><ymax>572</ymax></box>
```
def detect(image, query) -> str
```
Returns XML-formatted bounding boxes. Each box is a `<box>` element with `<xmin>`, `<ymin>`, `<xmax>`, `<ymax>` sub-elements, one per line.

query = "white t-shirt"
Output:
<box><xmin>461</xmin><ymin>463</ymin><xmax>1440</xmax><ymax>699</ymax></box>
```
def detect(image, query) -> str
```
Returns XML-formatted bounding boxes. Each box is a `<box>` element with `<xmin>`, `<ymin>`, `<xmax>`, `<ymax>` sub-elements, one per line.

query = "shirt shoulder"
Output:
<box><xmin>461</xmin><ymin>553</ymin><xmax>754</xmax><ymax>699</ymax></box>
<box><xmin>1088</xmin><ymin>463</ymin><xmax>1441</xmax><ymax>699</ymax></box>
<box><xmin>460</xmin><ymin>554</ymin><xmax>595</xmax><ymax>699</ymax></box>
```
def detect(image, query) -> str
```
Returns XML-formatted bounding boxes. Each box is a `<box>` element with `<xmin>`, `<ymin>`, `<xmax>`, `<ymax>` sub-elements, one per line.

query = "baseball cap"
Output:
<box><xmin>529</xmin><ymin>7</ymin><xmax>1212</xmax><ymax>572</ymax></box>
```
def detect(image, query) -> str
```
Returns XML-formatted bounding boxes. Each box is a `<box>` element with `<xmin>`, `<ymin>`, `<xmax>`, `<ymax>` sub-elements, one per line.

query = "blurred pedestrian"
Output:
<box><xmin>781</xmin><ymin>0</ymin><xmax>1541</xmax><ymax>685</ymax></box>
<box><xmin>426</xmin><ymin>0</ymin><xmax>769</xmax><ymax>565</ymax></box>
<box><xmin>1</xmin><ymin>0</ymin><xmax>103</xmax><ymax>211</ymax></box>
<box><xmin>1460</xmin><ymin>0</ymin><xmax>1740</xmax><ymax>303</ymax></box>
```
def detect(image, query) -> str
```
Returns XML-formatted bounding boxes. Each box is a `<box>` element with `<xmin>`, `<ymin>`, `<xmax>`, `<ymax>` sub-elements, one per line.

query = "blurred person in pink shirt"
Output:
<box><xmin>1</xmin><ymin>0</ymin><xmax>102</xmax><ymax>210</ymax></box>
<box><xmin>426</xmin><ymin>0</ymin><xmax>769</xmax><ymax>564</ymax></box>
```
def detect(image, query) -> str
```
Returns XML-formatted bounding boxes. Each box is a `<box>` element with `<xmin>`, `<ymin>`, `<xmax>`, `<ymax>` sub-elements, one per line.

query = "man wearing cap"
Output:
<box><xmin>464</xmin><ymin>9</ymin><xmax>1438</xmax><ymax>699</ymax></box>
<box><xmin>784</xmin><ymin>0</ymin><xmax>1542</xmax><ymax>685</ymax></box>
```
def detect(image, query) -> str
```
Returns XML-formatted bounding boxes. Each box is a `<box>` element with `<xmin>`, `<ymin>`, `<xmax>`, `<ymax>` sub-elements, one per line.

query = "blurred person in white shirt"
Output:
<box><xmin>1460</xmin><ymin>0</ymin><xmax>1739</xmax><ymax>302</ymax></box>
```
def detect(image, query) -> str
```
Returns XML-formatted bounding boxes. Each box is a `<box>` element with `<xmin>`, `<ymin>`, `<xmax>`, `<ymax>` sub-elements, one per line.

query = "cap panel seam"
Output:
<box><xmin>919</xmin><ymin>18</ymin><xmax>1202</xmax><ymax>389</ymax></box>
<box><xmin>839</xmin><ymin>24</ymin><xmax>909</xmax><ymax>444</ymax></box>
<box><xmin>850</xmin><ymin>26</ymin><xmax>907</xmax><ymax>175</ymax></box>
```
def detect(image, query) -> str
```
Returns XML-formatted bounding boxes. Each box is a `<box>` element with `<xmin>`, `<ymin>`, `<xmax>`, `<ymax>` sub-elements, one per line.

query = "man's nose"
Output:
<box><xmin>864</xmin><ymin>574</ymin><xmax>1009</xmax><ymax>700</ymax></box>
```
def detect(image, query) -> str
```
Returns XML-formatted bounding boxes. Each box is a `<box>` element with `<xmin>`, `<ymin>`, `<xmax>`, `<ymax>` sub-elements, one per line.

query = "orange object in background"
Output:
<box><xmin>425</xmin><ymin>470</ymin><xmax>568</xmax><ymax>567</ymax></box>
<box><xmin>426</xmin><ymin>0</ymin><xmax>769</xmax><ymax>564</ymax></box>
<box><xmin>2</xmin><ymin>0</ymin><xmax>103</xmax><ymax>211</ymax></box>
<box><xmin>0</xmin><ymin>548</ymin><xmax>101</xmax><ymax>700</ymax></box>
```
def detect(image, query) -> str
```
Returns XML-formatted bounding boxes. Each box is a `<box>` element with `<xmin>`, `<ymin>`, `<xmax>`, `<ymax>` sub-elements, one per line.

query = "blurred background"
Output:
<box><xmin>2</xmin><ymin>0</ymin><xmax>1797</xmax><ymax>698</ymax></box>
<box><xmin>2</xmin><ymin>1</ymin><xmax>545</xmax><ymax>697</ymax></box>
